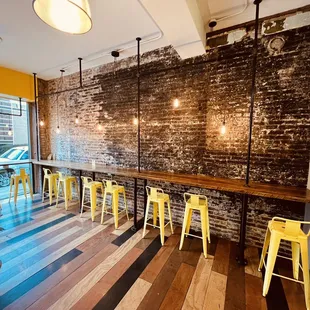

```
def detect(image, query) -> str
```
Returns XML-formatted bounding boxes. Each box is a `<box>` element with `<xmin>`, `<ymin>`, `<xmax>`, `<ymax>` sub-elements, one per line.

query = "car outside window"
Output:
<box><xmin>20</xmin><ymin>151</ymin><xmax>29</xmax><ymax>160</ymax></box>
<box><xmin>2</xmin><ymin>149</ymin><xmax>24</xmax><ymax>160</ymax></box>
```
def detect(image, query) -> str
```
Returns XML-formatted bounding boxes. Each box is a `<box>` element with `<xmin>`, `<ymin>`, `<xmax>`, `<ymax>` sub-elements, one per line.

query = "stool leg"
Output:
<box><xmin>179</xmin><ymin>206</ymin><xmax>190</xmax><ymax>251</ymax></box>
<box><xmin>142</xmin><ymin>197</ymin><xmax>151</xmax><ymax>238</ymax></box>
<box><xmin>90</xmin><ymin>186</ymin><xmax>96</xmax><ymax>222</ymax></box>
<box><xmin>186</xmin><ymin>209</ymin><xmax>192</xmax><ymax>235</ymax></box>
<box><xmin>75</xmin><ymin>179</ymin><xmax>79</xmax><ymax>202</ymax></box>
<box><xmin>123</xmin><ymin>190</ymin><xmax>129</xmax><ymax>220</ymax></box>
<box><xmin>206</xmin><ymin>209</ymin><xmax>211</xmax><ymax>243</ymax></box>
<box><xmin>27</xmin><ymin>176</ymin><xmax>33</xmax><ymax>199</ymax></box>
<box><xmin>291</xmin><ymin>242</ymin><xmax>300</xmax><ymax>280</ymax></box>
<box><xmin>68</xmin><ymin>181</ymin><xmax>72</xmax><ymax>201</ymax></box>
<box><xmin>101</xmin><ymin>190</ymin><xmax>107</xmax><ymax>224</ymax></box>
<box><xmin>167</xmin><ymin>199</ymin><xmax>174</xmax><ymax>234</ymax></box>
<box><xmin>14</xmin><ymin>177</ymin><xmax>19</xmax><ymax>205</ymax></box>
<box><xmin>300</xmin><ymin>240</ymin><xmax>309</xmax><ymax>310</ymax></box>
<box><xmin>153</xmin><ymin>202</ymin><xmax>158</xmax><ymax>226</ymax></box>
<box><xmin>21</xmin><ymin>178</ymin><xmax>27</xmax><ymax>199</ymax></box>
<box><xmin>200</xmin><ymin>207</ymin><xmax>208</xmax><ymax>258</ymax></box>
<box><xmin>80</xmin><ymin>186</ymin><xmax>85</xmax><ymax>218</ymax></box>
<box><xmin>48</xmin><ymin>178</ymin><xmax>53</xmax><ymax>205</ymax></box>
<box><xmin>158</xmin><ymin>201</ymin><xmax>165</xmax><ymax>246</ymax></box>
<box><xmin>42</xmin><ymin>177</ymin><xmax>46</xmax><ymax>202</ymax></box>
<box><xmin>262</xmin><ymin>233</ymin><xmax>281</xmax><ymax>297</ymax></box>
<box><xmin>258</xmin><ymin>228</ymin><xmax>271</xmax><ymax>271</ymax></box>
<box><xmin>113</xmin><ymin>192</ymin><xmax>119</xmax><ymax>229</ymax></box>
<box><xmin>64</xmin><ymin>180</ymin><xmax>69</xmax><ymax>210</ymax></box>
<box><xmin>56</xmin><ymin>180</ymin><xmax>60</xmax><ymax>208</ymax></box>
<box><xmin>9</xmin><ymin>177</ymin><xmax>13</xmax><ymax>203</ymax></box>
<box><xmin>53</xmin><ymin>177</ymin><xmax>58</xmax><ymax>199</ymax></box>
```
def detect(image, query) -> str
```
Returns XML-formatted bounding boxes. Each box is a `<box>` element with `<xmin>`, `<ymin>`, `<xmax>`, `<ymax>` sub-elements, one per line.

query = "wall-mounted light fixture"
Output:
<box><xmin>75</xmin><ymin>115</ymin><xmax>79</xmax><ymax>124</ymax></box>
<box><xmin>173</xmin><ymin>98</ymin><xmax>180</xmax><ymax>108</ymax></box>
<box><xmin>133</xmin><ymin>117</ymin><xmax>138</xmax><ymax>126</ymax></box>
<box><xmin>220</xmin><ymin>120</ymin><xmax>226</xmax><ymax>135</ymax></box>
<box><xmin>33</xmin><ymin>0</ymin><xmax>92</xmax><ymax>34</ymax></box>
<box><xmin>98</xmin><ymin>123</ymin><xmax>103</xmax><ymax>130</ymax></box>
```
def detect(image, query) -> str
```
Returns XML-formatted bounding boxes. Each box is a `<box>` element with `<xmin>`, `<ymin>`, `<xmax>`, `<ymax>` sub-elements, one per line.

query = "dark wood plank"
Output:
<box><xmin>93</xmin><ymin>235</ymin><xmax>162</xmax><ymax>310</ymax></box>
<box><xmin>245</xmin><ymin>273</ymin><xmax>267</xmax><ymax>310</ymax></box>
<box><xmin>212</xmin><ymin>238</ymin><xmax>230</xmax><ymax>276</ymax></box>
<box><xmin>224</xmin><ymin>242</ymin><xmax>246</xmax><ymax>310</ymax></box>
<box><xmin>137</xmin><ymin>237</ymin><xmax>192</xmax><ymax>310</ymax></box>
<box><xmin>159</xmin><ymin>263</ymin><xmax>195</xmax><ymax>310</ymax></box>
<box><xmin>258</xmin><ymin>249</ymin><xmax>289</xmax><ymax>310</ymax></box>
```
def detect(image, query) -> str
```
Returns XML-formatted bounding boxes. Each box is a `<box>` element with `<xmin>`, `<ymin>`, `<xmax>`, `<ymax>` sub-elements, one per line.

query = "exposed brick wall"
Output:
<box><xmin>37</xmin><ymin>22</ymin><xmax>310</xmax><ymax>249</ymax></box>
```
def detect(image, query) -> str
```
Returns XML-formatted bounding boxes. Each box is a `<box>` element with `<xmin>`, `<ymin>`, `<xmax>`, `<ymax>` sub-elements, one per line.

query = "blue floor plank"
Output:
<box><xmin>0</xmin><ymin>248</ymin><xmax>82</xmax><ymax>309</ymax></box>
<box><xmin>3</xmin><ymin>213</ymin><xmax>76</xmax><ymax>245</ymax></box>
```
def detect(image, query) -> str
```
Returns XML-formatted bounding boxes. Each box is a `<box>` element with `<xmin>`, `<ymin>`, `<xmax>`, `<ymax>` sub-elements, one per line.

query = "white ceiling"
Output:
<box><xmin>0</xmin><ymin>0</ymin><xmax>309</xmax><ymax>80</ymax></box>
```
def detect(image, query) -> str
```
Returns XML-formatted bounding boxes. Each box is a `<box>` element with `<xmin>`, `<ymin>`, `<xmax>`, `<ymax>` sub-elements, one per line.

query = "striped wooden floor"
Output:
<box><xmin>0</xmin><ymin>197</ymin><xmax>307</xmax><ymax>310</ymax></box>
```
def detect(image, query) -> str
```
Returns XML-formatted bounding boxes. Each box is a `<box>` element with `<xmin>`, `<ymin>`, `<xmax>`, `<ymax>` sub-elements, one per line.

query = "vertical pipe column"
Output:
<box><xmin>237</xmin><ymin>0</ymin><xmax>262</xmax><ymax>265</ymax></box>
<box><xmin>33</xmin><ymin>73</ymin><xmax>40</xmax><ymax>161</ymax></box>
<box><xmin>136</xmin><ymin>37</ymin><xmax>141</xmax><ymax>173</ymax></box>
<box><xmin>78</xmin><ymin>58</ymin><xmax>83</xmax><ymax>88</ymax></box>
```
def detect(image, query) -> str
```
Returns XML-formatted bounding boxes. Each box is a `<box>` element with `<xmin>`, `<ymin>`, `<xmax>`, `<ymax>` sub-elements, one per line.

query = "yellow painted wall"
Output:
<box><xmin>0</xmin><ymin>66</ymin><xmax>34</xmax><ymax>101</ymax></box>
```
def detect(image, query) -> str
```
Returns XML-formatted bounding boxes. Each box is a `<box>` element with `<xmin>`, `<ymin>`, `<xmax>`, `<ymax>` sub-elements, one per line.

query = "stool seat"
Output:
<box><xmin>259</xmin><ymin>217</ymin><xmax>310</xmax><ymax>310</ymax></box>
<box><xmin>268</xmin><ymin>221</ymin><xmax>306</xmax><ymax>240</ymax></box>
<box><xmin>142</xmin><ymin>186</ymin><xmax>174</xmax><ymax>246</ymax></box>
<box><xmin>9</xmin><ymin>168</ymin><xmax>33</xmax><ymax>205</ymax></box>
<box><xmin>101</xmin><ymin>180</ymin><xmax>129</xmax><ymax>229</ymax></box>
<box><xmin>179</xmin><ymin>193</ymin><xmax>210</xmax><ymax>258</ymax></box>
<box><xmin>80</xmin><ymin>176</ymin><xmax>104</xmax><ymax>222</ymax></box>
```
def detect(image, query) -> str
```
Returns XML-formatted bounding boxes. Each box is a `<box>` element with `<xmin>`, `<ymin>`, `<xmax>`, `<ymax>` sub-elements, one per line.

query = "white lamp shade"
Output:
<box><xmin>33</xmin><ymin>0</ymin><xmax>92</xmax><ymax>34</ymax></box>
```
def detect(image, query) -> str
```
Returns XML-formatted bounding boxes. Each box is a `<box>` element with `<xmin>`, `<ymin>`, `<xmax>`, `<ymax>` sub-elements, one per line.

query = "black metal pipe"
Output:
<box><xmin>143</xmin><ymin>179</ymin><xmax>147</xmax><ymax>217</ymax></box>
<box><xmin>36</xmin><ymin>58</ymin><xmax>83</xmax><ymax>99</ymax></box>
<box><xmin>78</xmin><ymin>58</ymin><xmax>83</xmax><ymax>88</ymax></box>
<box><xmin>133</xmin><ymin>178</ymin><xmax>138</xmax><ymax>230</ymax></box>
<box><xmin>33</xmin><ymin>73</ymin><xmax>40</xmax><ymax>161</ymax></box>
<box><xmin>237</xmin><ymin>194</ymin><xmax>249</xmax><ymax>265</ymax></box>
<box><xmin>245</xmin><ymin>0</ymin><xmax>261</xmax><ymax>186</ymax></box>
<box><xmin>137</xmin><ymin>37</ymin><xmax>141</xmax><ymax>173</ymax></box>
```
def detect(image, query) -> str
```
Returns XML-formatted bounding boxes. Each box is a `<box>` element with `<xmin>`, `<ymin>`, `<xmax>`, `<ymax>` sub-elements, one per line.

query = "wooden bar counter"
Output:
<box><xmin>32</xmin><ymin>159</ymin><xmax>310</xmax><ymax>203</ymax></box>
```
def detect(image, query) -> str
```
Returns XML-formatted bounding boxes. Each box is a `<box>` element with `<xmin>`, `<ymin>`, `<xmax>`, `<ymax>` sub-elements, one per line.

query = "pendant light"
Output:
<box><xmin>173</xmin><ymin>98</ymin><xmax>180</xmax><ymax>108</ymax></box>
<box><xmin>220</xmin><ymin>60</ymin><xmax>228</xmax><ymax>135</ymax></box>
<box><xmin>39</xmin><ymin>120</ymin><xmax>45</xmax><ymax>126</ymax></box>
<box><xmin>133</xmin><ymin>117</ymin><xmax>138</xmax><ymax>126</ymax></box>
<box><xmin>33</xmin><ymin>0</ymin><xmax>92</xmax><ymax>35</ymax></box>
<box><xmin>220</xmin><ymin>119</ymin><xmax>226</xmax><ymax>135</ymax></box>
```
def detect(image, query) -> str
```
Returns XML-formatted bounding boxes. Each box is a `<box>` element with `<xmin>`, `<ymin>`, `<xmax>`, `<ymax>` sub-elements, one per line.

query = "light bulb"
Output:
<box><xmin>220</xmin><ymin>123</ymin><xmax>226</xmax><ymax>135</ymax></box>
<box><xmin>173</xmin><ymin>98</ymin><xmax>180</xmax><ymax>108</ymax></box>
<box><xmin>56</xmin><ymin>126</ymin><xmax>60</xmax><ymax>134</ymax></box>
<box><xmin>8</xmin><ymin>129</ymin><xmax>12</xmax><ymax>136</ymax></box>
<box><xmin>39</xmin><ymin>120</ymin><xmax>45</xmax><ymax>126</ymax></box>
<box><xmin>98</xmin><ymin>124</ymin><xmax>103</xmax><ymax>130</ymax></box>
<box><xmin>75</xmin><ymin>116</ymin><xmax>79</xmax><ymax>124</ymax></box>
<box><xmin>133</xmin><ymin>117</ymin><xmax>138</xmax><ymax>125</ymax></box>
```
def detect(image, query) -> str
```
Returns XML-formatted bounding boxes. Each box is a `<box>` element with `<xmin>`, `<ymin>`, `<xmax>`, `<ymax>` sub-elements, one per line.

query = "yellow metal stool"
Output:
<box><xmin>258</xmin><ymin>217</ymin><xmax>310</xmax><ymax>310</ymax></box>
<box><xmin>9</xmin><ymin>168</ymin><xmax>33</xmax><ymax>205</ymax></box>
<box><xmin>179</xmin><ymin>193</ymin><xmax>210</xmax><ymax>258</ymax></box>
<box><xmin>80</xmin><ymin>176</ymin><xmax>104</xmax><ymax>221</ymax></box>
<box><xmin>142</xmin><ymin>186</ymin><xmax>174</xmax><ymax>246</ymax></box>
<box><xmin>101</xmin><ymin>180</ymin><xmax>129</xmax><ymax>229</ymax></box>
<box><xmin>42</xmin><ymin>168</ymin><xmax>59</xmax><ymax>205</ymax></box>
<box><xmin>56</xmin><ymin>171</ymin><xmax>79</xmax><ymax>210</ymax></box>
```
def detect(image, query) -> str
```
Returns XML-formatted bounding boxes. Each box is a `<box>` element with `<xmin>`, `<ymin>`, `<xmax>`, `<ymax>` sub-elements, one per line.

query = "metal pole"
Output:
<box><xmin>137</xmin><ymin>37</ymin><xmax>141</xmax><ymax>173</ymax></box>
<box><xmin>33</xmin><ymin>73</ymin><xmax>40</xmax><ymax>161</ymax></box>
<box><xmin>78</xmin><ymin>58</ymin><xmax>83</xmax><ymax>88</ymax></box>
<box><xmin>237</xmin><ymin>0</ymin><xmax>262</xmax><ymax>266</ymax></box>
<box><xmin>245</xmin><ymin>0</ymin><xmax>261</xmax><ymax>186</ymax></box>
